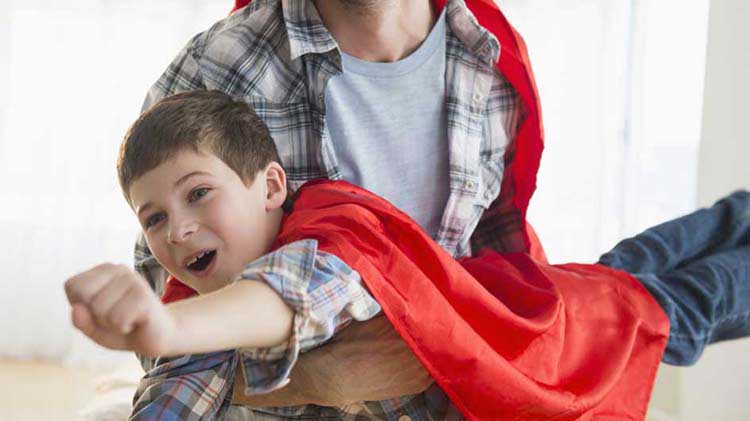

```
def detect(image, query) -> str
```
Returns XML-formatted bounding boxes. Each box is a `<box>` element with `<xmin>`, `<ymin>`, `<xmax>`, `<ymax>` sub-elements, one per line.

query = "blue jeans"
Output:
<box><xmin>598</xmin><ymin>190</ymin><xmax>750</xmax><ymax>366</ymax></box>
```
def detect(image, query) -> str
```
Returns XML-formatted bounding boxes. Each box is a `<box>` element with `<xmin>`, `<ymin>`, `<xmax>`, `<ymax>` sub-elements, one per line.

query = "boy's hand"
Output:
<box><xmin>64</xmin><ymin>263</ymin><xmax>175</xmax><ymax>358</ymax></box>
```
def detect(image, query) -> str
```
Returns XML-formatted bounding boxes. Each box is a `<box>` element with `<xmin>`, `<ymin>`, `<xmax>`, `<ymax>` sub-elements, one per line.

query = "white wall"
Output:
<box><xmin>503</xmin><ymin>0</ymin><xmax>709</xmax><ymax>266</ymax></box>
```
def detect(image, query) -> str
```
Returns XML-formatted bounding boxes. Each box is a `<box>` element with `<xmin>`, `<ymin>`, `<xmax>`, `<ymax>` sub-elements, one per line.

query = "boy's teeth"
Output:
<box><xmin>187</xmin><ymin>251</ymin><xmax>209</xmax><ymax>266</ymax></box>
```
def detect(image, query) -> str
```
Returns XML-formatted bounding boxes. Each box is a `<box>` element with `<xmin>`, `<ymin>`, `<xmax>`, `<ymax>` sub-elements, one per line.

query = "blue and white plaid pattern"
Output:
<box><xmin>132</xmin><ymin>240</ymin><xmax>382</xmax><ymax>420</ymax></box>
<box><xmin>235</xmin><ymin>240</ymin><xmax>381</xmax><ymax>393</ymax></box>
<box><xmin>133</xmin><ymin>0</ymin><xmax>524</xmax><ymax>419</ymax></box>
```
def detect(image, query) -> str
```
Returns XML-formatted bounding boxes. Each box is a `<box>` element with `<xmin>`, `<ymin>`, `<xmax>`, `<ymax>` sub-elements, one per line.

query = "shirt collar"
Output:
<box><xmin>281</xmin><ymin>0</ymin><xmax>339</xmax><ymax>61</ymax></box>
<box><xmin>445</xmin><ymin>0</ymin><xmax>500</xmax><ymax>65</ymax></box>
<box><xmin>280</xmin><ymin>0</ymin><xmax>500</xmax><ymax>65</ymax></box>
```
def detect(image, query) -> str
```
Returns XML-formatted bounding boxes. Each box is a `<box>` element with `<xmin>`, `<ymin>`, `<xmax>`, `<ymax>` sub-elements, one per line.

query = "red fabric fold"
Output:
<box><xmin>277</xmin><ymin>180</ymin><xmax>669</xmax><ymax>420</ymax></box>
<box><xmin>162</xmin><ymin>180</ymin><xmax>668</xmax><ymax>419</ymax></box>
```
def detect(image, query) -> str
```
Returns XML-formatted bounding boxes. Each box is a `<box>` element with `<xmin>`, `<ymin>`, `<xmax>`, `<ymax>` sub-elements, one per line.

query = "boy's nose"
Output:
<box><xmin>167</xmin><ymin>219</ymin><xmax>197</xmax><ymax>244</ymax></box>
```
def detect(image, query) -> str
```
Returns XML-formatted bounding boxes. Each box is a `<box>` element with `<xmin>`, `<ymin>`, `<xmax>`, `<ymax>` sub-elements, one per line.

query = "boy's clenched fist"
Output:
<box><xmin>64</xmin><ymin>263</ymin><xmax>175</xmax><ymax>358</ymax></box>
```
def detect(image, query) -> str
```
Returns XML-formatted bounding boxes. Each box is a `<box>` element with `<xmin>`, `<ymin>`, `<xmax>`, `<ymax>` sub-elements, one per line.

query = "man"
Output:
<box><xmin>133</xmin><ymin>0</ymin><xmax>749</xmax><ymax>419</ymax></box>
<box><xmin>137</xmin><ymin>0</ymin><xmax>537</xmax><ymax>417</ymax></box>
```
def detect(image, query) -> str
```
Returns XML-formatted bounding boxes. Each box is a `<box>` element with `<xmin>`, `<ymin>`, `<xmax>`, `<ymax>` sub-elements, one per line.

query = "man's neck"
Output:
<box><xmin>313</xmin><ymin>0</ymin><xmax>436</xmax><ymax>63</ymax></box>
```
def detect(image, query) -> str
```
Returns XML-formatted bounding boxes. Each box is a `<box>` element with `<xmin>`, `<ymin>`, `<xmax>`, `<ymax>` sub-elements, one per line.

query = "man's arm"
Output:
<box><xmin>232</xmin><ymin>315</ymin><xmax>434</xmax><ymax>407</ymax></box>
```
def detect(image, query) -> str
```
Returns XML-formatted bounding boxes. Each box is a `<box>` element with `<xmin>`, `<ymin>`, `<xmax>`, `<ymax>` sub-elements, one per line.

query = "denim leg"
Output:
<box><xmin>631</xmin><ymin>246</ymin><xmax>750</xmax><ymax>366</ymax></box>
<box><xmin>598</xmin><ymin>190</ymin><xmax>750</xmax><ymax>365</ymax></box>
<box><xmin>598</xmin><ymin>190</ymin><xmax>750</xmax><ymax>274</ymax></box>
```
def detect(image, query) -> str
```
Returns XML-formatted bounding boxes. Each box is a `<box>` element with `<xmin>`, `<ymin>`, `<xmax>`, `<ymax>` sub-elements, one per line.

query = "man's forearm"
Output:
<box><xmin>163</xmin><ymin>281</ymin><xmax>294</xmax><ymax>356</ymax></box>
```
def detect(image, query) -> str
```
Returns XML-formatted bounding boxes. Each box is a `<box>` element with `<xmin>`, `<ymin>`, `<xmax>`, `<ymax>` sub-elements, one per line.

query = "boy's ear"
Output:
<box><xmin>264</xmin><ymin>162</ymin><xmax>288</xmax><ymax>211</ymax></box>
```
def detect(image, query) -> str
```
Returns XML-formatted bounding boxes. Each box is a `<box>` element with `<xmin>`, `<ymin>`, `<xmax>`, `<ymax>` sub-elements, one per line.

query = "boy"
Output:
<box><xmin>66</xmin><ymin>89</ymin><xmax>382</xmax><ymax>378</ymax></box>
<box><xmin>66</xmin><ymin>91</ymin><xmax>749</xmax><ymax>420</ymax></box>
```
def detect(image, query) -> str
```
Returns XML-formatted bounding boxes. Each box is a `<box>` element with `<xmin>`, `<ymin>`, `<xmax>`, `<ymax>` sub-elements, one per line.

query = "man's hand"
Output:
<box><xmin>232</xmin><ymin>315</ymin><xmax>434</xmax><ymax>407</ymax></box>
<box><xmin>64</xmin><ymin>263</ymin><xmax>175</xmax><ymax>358</ymax></box>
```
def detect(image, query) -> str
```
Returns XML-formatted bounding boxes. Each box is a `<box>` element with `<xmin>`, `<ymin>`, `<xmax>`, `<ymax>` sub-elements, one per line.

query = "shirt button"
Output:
<box><xmin>465</xmin><ymin>180</ymin><xmax>476</xmax><ymax>190</ymax></box>
<box><xmin>398</xmin><ymin>416</ymin><xmax>412</xmax><ymax>421</ymax></box>
<box><xmin>473</xmin><ymin>92</ymin><xmax>483</xmax><ymax>103</ymax></box>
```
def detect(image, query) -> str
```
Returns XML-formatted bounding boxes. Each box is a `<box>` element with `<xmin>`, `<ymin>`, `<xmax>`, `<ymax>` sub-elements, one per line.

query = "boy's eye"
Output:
<box><xmin>188</xmin><ymin>187</ymin><xmax>210</xmax><ymax>203</ymax></box>
<box><xmin>145</xmin><ymin>213</ymin><xmax>165</xmax><ymax>228</ymax></box>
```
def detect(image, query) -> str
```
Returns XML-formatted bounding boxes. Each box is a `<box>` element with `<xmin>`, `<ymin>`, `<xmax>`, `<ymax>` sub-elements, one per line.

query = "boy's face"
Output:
<box><xmin>129</xmin><ymin>149</ymin><xmax>285</xmax><ymax>294</ymax></box>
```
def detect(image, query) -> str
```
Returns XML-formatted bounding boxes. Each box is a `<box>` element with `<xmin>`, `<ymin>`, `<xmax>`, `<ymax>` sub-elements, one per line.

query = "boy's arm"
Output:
<box><xmin>68</xmin><ymin>239</ymin><xmax>381</xmax><ymax>360</ymax></box>
<box><xmin>63</xmin><ymin>262</ymin><xmax>294</xmax><ymax>358</ymax></box>
<box><xmin>167</xmin><ymin>280</ymin><xmax>294</xmax><ymax>354</ymax></box>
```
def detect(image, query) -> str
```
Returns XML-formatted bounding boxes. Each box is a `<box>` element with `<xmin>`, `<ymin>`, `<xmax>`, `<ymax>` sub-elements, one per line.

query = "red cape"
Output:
<box><xmin>164</xmin><ymin>180</ymin><xmax>668</xmax><ymax>420</ymax></box>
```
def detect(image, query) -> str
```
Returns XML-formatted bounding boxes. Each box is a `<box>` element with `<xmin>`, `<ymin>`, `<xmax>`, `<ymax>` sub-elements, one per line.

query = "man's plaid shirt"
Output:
<box><xmin>133</xmin><ymin>0</ymin><xmax>525</xmax><ymax>419</ymax></box>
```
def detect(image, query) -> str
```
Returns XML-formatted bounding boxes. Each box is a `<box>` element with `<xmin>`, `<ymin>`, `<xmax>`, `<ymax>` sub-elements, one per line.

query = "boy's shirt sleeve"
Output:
<box><xmin>131</xmin><ymin>351</ymin><xmax>239</xmax><ymax>420</ymax></box>
<box><xmin>234</xmin><ymin>239</ymin><xmax>382</xmax><ymax>394</ymax></box>
<box><xmin>130</xmin><ymin>239</ymin><xmax>382</xmax><ymax>419</ymax></box>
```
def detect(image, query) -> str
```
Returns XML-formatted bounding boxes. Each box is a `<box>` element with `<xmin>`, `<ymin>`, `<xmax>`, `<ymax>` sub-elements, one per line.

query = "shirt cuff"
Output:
<box><xmin>233</xmin><ymin>239</ymin><xmax>318</xmax><ymax>394</ymax></box>
<box><xmin>233</xmin><ymin>239</ymin><xmax>380</xmax><ymax>394</ymax></box>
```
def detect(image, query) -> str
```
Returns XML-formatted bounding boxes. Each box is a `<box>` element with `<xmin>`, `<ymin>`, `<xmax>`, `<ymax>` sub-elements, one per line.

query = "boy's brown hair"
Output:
<box><xmin>117</xmin><ymin>90</ymin><xmax>281</xmax><ymax>204</ymax></box>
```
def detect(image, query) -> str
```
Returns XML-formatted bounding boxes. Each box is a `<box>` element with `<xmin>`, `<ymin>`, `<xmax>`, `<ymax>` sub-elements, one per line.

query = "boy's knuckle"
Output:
<box><xmin>63</xmin><ymin>278</ymin><xmax>75</xmax><ymax>295</ymax></box>
<box><xmin>127</xmin><ymin>281</ymin><xmax>142</xmax><ymax>295</ymax></box>
<box><xmin>96</xmin><ymin>262</ymin><xmax>114</xmax><ymax>271</ymax></box>
<box><xmin>116</xmin><ymin>266</ymin><xmax>138</xmax><ymax>282</ymax></box>
<box><xmin>90</xmin><ymin>307</ymin><xmax>106</xmax><ymax>325</ymax></box>
<box><xmin>105</xmin><ymin>312</ymin><xmax>121</xmax><ymax>328</ymax></box>
<box><xmin>134</xmin><ymin>281</ymin><xmax>151</xmax><ymax>297</ymax></box>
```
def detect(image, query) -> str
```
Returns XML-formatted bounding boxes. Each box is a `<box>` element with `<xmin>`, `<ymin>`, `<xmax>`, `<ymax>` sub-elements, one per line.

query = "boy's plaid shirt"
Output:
<box><xmin>133</xmin><ymin>0</ymin><xmax>525</xmax><ymax>419</ymax></box>
<box><xmin>132</xmin><ymin>240</ymin><xmax>386</xmax><ymax>419</ymax></box>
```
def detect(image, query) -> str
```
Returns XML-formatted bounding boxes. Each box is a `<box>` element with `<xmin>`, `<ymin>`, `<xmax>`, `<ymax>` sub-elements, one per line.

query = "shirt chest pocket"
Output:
<box><xmin>241</xmin><ymin>95</ymin><xmax>327</xmax><ymax>185</ymax></box>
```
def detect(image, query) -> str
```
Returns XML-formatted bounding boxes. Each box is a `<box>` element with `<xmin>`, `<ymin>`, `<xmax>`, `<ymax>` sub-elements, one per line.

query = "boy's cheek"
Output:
<box><xmin>149</xmin><ymin>246</ymin><xmax>182</xmax><ymax>282</ymax></box>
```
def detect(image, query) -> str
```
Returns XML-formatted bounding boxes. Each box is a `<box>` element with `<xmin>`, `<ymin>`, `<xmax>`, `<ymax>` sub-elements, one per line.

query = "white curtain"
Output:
<box><xmin>502</xmin><ymin>0</ymin><xmax>709</xmax><ymax>263</ymax></box>
<box><xmin>0</xmin><ymin>0</ymin><xmax>230</xmax><ymax>368</ymax></box>
<box><xmin>0</xmin><ymin>0</ymin><xmax>709</xmax><ymax>373</ymax></box>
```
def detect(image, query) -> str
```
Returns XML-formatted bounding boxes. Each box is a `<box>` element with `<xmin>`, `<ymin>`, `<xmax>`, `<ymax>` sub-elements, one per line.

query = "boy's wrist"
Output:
<box><xmin>160</xmin><ymin>303</ymin><xmax>189</xmax><ymax>357</ymax></box>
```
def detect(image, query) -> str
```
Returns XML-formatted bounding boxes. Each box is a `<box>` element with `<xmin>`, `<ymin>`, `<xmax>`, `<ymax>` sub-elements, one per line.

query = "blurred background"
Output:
<box><xmin>0</xmin><ymin>0</ymin><xmax>747</xmax><ymax>419</ymax></box>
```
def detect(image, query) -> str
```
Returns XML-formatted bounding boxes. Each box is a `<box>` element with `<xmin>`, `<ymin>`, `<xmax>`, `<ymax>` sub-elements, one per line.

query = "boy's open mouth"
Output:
<box><xmin>186</xmin><ymin>250</ymin><xmax>217</xmax><ymax>273</ymax></box>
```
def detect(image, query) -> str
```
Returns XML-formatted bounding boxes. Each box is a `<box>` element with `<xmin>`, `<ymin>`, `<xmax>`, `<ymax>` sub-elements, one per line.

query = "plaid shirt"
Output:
<box><xmin>131</xmin><ymin>240</ymin><xmax>383</xmax><ymax>420</ymax></box>
<box><xmin>134</xmin><ymin>0</ymin><xmax>524</xmax><ymax>419</ymax></box>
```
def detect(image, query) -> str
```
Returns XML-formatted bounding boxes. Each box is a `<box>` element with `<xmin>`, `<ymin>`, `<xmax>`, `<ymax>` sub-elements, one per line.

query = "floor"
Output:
<box><xmin>0</xmin><ymin>358</ymin><xmax>100</xmax><ymax>421</ymax></box>
<box><xmin>0</xmin><ymin>357</ymin><xmax>678</xmax><ymax>421</ymax></box>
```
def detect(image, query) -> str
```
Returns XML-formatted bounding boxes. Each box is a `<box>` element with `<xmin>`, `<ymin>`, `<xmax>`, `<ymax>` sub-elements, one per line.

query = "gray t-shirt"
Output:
<box><xmin>324</xmin><ymin>9</ymin><xmax>449</xmax><ymax>238</ymax></box>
